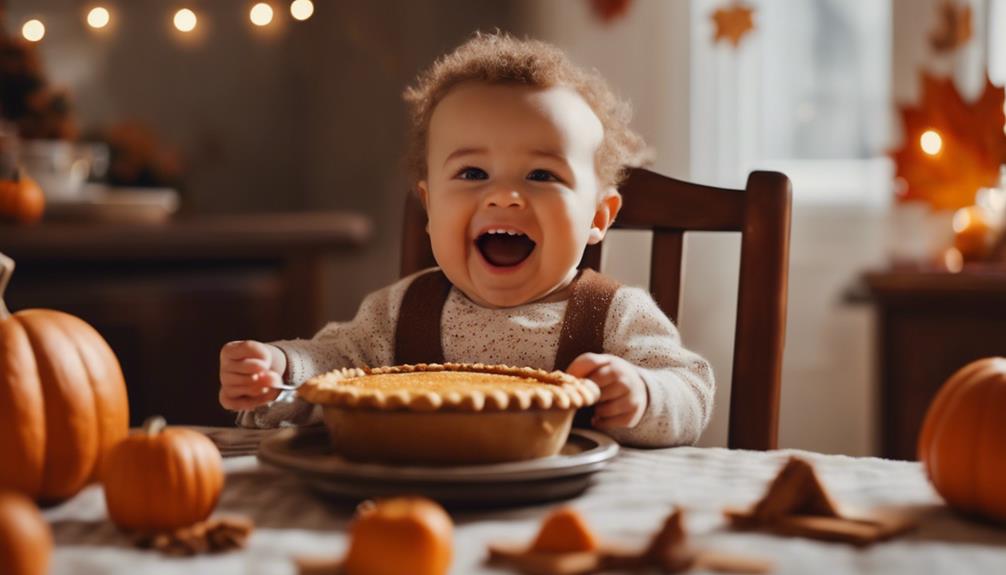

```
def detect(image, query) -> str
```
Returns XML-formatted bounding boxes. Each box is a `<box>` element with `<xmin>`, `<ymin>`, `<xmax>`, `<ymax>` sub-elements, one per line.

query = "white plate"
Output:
<box><xmin>44</xmin><ymin>184</ymin><xmax>179</xmax><ymax>223</ymax></box>
<box><xmin>257</xmin><ymin>426</ymin><xmax>619</xmax><ymax>507</ymax></box>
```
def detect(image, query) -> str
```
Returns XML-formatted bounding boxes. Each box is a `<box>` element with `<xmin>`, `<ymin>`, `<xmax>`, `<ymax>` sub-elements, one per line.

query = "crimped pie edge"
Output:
<box><xmin>298</xmin><ymin>362</ymin><xmax>601</xmax><ymax>412</ymax></box>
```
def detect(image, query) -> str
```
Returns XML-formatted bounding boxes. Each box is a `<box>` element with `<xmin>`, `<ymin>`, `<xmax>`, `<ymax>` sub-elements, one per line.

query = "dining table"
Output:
<box><xmin>43</xmin><ymin>427</ymin><xmax>1006</xmax><ymax>575</ymax></box>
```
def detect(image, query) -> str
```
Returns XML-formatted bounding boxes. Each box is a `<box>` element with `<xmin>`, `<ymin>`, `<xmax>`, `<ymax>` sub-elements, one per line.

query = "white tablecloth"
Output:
<box><xmin>44</xmin><ymin>429</ymin><xmax>1006</xmax><ymax>575</ymax></box>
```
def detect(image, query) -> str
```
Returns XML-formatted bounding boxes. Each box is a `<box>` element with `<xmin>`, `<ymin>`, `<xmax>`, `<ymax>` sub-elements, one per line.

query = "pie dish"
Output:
<box><xmin>297</xmin><ymin>363</ymin><xmax>601</xmax><ymax>465</ymax></box>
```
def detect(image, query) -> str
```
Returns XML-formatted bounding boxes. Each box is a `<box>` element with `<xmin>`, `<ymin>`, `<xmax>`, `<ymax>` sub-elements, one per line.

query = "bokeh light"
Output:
<box><xmin>952</xmin><ymin>206</ymin><xmax>972</xmax><ymax>233</ymax></box>
<box><xmin>174</xmin><ymin>8</ymin><xmax>198</xmax><ymax>33</ymax></box>
<box><xmin>290</xmin><ymin>0</ymin><xmax>314</xmax><ymax>21</ymax></box>
<box><xmin>920</xmin><ymin>129</ymin><xmax>943</xmax><ymax>156</ymax></box>
<box><xmin>87</xmin><ymin>6</ymin><xmax>111</xmax><ymax>29</ymax></box>
<box><xmin>22</xmin><ymin>19</ymin><xmax>45</xmax><ymax>42</ymax></box>
<box><xmin>250</xmin><ymin>3</ymin><xmax>274</xmax><ymax>27</ymax></box>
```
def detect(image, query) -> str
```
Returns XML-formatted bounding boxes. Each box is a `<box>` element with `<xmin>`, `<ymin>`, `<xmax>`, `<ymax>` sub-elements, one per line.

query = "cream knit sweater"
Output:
<box><xmin>238</xmin><ymin>269</ymin><xmax>714</xmax><ymax>447</ymax></box>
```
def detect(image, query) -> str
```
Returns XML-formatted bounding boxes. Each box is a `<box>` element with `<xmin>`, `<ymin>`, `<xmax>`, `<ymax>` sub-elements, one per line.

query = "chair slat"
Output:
<box><xmin>728</xmin><ymin>171</ymin><xmax>791</xmax><ymax>451</ymax></box>
<box><xmin>616</xmin><ymin>169</ymin><xmax>745</xmax><ymax>232</ymax></box>
<box><xmin>650</xmin><ymin>230</ymin><xmax>684</xmax><ymax>324</ymax></box>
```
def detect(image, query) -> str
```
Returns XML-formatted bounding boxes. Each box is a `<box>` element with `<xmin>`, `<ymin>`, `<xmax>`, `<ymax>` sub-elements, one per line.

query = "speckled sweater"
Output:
<box><xmin>238</xmin><ymin>268</ymin><xmax>714</xmax><ymax>447</ymax></box>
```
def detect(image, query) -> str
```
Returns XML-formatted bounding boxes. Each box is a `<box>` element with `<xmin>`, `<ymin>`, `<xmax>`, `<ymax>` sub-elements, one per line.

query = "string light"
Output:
<box><xmin>250</xmin><ymin>3</ymin><xmax>274</xmax><ymax>27</ymax></box>
<box><xmin>18</xmin><ymin>4</ymin><xmax>325</xmax><ymax>41</ymax></box>
<box><xmin>174</xmin><ymin>8</ymin><xmax>198</xmax><ymax>33</ymax></box>
<box><xmin>22</xmin><ymin>19</ymin><xmax>46</xmax><ymax>42</ymax></box>
<box><xmin>290</xmin><ymin>0</ymin><xmax>314</xmax><ymax>21</ymax></box>
<box><xmin>86</xmin><ymin>6</ymin><xmax>111</xmax><ymax>29</ymax></box>
<box><xmin>920</xmin><ymin>129</ymin><xmax>943</xmax><ymax>156</ymax></box>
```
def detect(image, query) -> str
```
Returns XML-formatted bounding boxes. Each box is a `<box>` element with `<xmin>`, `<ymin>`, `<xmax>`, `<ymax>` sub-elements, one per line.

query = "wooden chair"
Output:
<box><xmin>400</xmin><ymin>168</ymin><xmax>792</xmax><ymax>450</ymax></box>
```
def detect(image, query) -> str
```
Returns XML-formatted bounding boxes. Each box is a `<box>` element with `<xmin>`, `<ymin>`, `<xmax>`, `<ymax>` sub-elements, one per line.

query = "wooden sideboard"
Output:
<box><xmin>862</xmin><ymin>265</ymin><xmax>1006</xmax><ymax>460</ymax></box>
<box><xmin>0</xmin><ymin>212</ymin><xmax>371</xmax><ymax>426</ymax></box>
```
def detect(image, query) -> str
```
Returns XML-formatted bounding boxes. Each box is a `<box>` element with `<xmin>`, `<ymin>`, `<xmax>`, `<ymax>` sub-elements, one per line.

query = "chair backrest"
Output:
<box><xmin>400</xmin><ymin>168</ymin><xmax>792</xmax><ymax>450</ymax></box>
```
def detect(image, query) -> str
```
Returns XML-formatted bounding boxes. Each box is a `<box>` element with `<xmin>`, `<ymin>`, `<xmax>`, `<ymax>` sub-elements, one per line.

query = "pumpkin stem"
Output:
<box><xmin>143</xmin><ymin>416</ymin><xmax>168</xmax><ymax>436</ymax></box>
<box><xmin>0</xmin><ymin>252</ymin><xmax>13</xmax><ymax>320</ymax></box>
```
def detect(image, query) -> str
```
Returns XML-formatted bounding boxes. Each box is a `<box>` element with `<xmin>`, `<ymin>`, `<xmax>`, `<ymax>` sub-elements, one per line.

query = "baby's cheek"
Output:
<box><xmin>427</xmin><ymin>208</ymin><xmax>465</xmax><ymax>249</ymax></box>
<box><xmin>546</xmin><ymin>217</ymin><xmax>590</xmax><ymax>267</ymax></box>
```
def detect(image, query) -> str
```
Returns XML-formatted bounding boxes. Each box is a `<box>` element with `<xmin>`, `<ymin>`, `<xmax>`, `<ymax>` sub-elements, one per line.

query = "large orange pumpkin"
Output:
<box><xmin>919</xmin><ymin>357</ymin><xmax>1006</xmax><ymax>523</ymax></box>
<box><xmin>0</xmin><ymin>490</ymin><xmax>52</xmax><ymax>575</ymax></box>
<box><xmin>103</xmin><ymin>416</ymin><xmax>224</xmax><ymax>532</ymax></box>
<box><xmin>0</xmin><ymin>171</ymin><xmax>44</xmax><ymax>224</ymax></box>
<box><xmin>0</xmin><ymin>252</ymin><xmax>129</xmax><ymax>504</ymax></box>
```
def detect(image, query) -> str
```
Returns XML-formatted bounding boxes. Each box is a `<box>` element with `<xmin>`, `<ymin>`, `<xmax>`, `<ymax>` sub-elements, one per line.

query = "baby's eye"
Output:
<box><xmin>456</xmin><ymin>167</ymin><xmax>488</xmax><ymax>181</ymax></box>
<box><xmin>527</xmin><ymin>169</ymin><xmax>560</xmax><ymax>183</ymax></box>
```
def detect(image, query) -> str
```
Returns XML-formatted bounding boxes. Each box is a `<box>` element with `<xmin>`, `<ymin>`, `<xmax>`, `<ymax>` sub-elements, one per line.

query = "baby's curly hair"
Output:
<box><xmin>403</xmin><ymin>32</ymin><xmax>650</xmax><ymax>190</ymax></box>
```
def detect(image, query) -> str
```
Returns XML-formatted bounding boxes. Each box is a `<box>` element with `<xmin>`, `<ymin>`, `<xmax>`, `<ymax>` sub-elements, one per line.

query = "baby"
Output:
<box><xmin>219</xmin><ymin>33</ymin><xmax>714</xmax><ymax>447</ymax></box>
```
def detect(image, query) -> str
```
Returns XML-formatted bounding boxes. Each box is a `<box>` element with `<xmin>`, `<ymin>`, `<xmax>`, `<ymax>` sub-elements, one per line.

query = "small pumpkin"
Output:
<box><xmin>530</xmin><ymin>507</ymin><xmax>599</xmax><ymax>553</ymax></box>
<box><xmin>343</xmin><ymin>497</ymin><xmax>453</xmax><ymax>575</ymax></box>
<box><xmin>103</xmin><ymin>416</ymin><xmax>224</xmax><ymax>532</ymax></box>
<box><xmin>0</xmin><ymin>171</ymin><xmax>44</xmax><ymax>224</ymax></box>
<box><xmin>0</xmin><ymin>490</ymin><xmax>52</xmax><ymax>575</ymax></box>
<box><xmin>0</xmin><ymin>252</ymin><xmax>130</xmax><ymax>503</ymax></box>
<box><xmin>919</xmin><ymin>357</ymin><xmax>1006</xmax><ymax>523</ymax></box>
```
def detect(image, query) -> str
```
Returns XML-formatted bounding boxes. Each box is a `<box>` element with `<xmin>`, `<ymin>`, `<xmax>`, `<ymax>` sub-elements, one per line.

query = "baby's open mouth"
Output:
<box><xmin>475</xmin><ymin>230</ymin><xmax>536</xmax><ymax>267</ymax></box>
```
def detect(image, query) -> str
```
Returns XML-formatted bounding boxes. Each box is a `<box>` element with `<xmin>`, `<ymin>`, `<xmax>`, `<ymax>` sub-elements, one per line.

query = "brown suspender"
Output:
<box><xmin>393</xmin><ymin>268</ymin><xmax>620</xmax><ymax>426</ymax></box>
<box><xmin>394</xmin><ymin>269</ymin><xmax>452</xmax><ymax>365</ymax></box>
<box><xmin>557</xmin><ymin>269</ymin><xmax>620</xmax><ymax>428</ymax></box>
<box><xmin>553</xmin><ymin>269</ymin><xmax>621</xmax><ymax>371</ymax></box>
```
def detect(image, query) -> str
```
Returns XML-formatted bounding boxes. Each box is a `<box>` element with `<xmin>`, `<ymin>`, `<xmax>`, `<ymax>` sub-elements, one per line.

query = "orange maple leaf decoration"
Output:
<box><xmin>892</xmin><ymin>73</ymin><xmax>1006</xmax><ymax>211</ymax></box>
<box><xmin>930</xmin><ymin>0</ymin><xmax>972</xmax><ymax>54</ymax></box>
<box><xmin>712</xmin><ymin>2</ymin><xmax>755</xmax><ymax>48</ymax></box>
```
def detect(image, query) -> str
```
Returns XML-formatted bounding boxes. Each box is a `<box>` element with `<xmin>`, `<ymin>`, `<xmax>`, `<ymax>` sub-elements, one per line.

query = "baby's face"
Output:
<box><xmin>418</xmin><ymin>82</ymin><xmax>619</xmax><ymax>308</ymax></box>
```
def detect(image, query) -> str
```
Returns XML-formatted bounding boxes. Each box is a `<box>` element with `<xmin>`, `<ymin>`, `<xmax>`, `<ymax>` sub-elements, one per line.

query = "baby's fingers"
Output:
<box><xmin>222</xmin><ymin>371</ymin><xmax>288</xmax><ymax>393</ymax></box>
<box><xmin>222</xmin><ymin>357</ymin><xmax>270</xmax><ymax>376</ymax></box>
<box><xmin>221</xmin><ymin>372</ymin><xmax>262</xmax><ymax>390</ymax></box>
<box><xmin>566</xmin><ymin>353</ymin><xmax>610</xmax><ymax>378</ymax></box>
<box><xmin>593</xmin><ymin>394</ymin><xmax>645</xmax><ymax>429</ymax></box>
<box><xmin>598</xmin><ymin>379</ymin><xmax>629</xmax><ymax>402</ymax></box>
<box><xmin>253</xmin><ymin>370</ymin><xmax>290</xmax><ymax>391</ymax></box>
<box><xmin>594</xmin><ymin>395</ymin><xmax>634</xmax><ymax>419</ymax></box>
<box><xmin>221</xmin><ymin>340</ymin><xmax>270</xmax><ymax>362</ymax></box>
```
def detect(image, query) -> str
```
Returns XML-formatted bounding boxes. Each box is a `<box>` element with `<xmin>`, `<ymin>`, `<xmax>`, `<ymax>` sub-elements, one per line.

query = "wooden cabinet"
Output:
<box><xmin>864</xmin><ymin>266</ymin><xmax>1006</xmax><ymax>460</ymax></box>
<box><xmin>0</xmin><ymin>212</ymin><xmax>370</xmax><ymax>426</ymax></box>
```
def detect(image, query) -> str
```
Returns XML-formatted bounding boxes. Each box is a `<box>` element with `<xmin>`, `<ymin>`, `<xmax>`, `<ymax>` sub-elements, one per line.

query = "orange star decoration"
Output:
<box><xmin>891</xmin><ymin>73</ymin><xmax>1006</xmax><ymax>211</ymax></box>
<box><xmin>711</xmin><ymin>2</ymin><xmax>755</xmax><ymax>48</ymax></box>
<box><xmin>930</xmin><ymin>0</ymin><xmax>972</xmax><ymax>54</ymax></box>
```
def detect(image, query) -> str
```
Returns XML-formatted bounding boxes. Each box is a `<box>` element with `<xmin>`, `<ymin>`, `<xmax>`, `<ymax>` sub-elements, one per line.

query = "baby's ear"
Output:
<box><xmin>416</xmin><ymin>181</ymin><xmax>430</xmax><ymax>211</ymax></box>
<box><xmin>588</xmin><ymin>188</ymin><xmax>622</xmax><ymax>245</ymax></box>
<box><xmin>416</xmin><ymin>181</ymin><xmax>431</xmax><ymax>234</ymax></box>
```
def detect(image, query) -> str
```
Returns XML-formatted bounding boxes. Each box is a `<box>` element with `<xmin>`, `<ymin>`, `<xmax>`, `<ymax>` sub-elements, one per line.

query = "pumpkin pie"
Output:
<box><xmin>298</xmin><ymin>363</ymin><xmax>600</xmax><ymax>465</ymax></box>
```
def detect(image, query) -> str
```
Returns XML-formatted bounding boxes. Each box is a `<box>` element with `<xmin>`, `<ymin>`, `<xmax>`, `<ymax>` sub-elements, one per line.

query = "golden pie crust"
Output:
<box><xmin>299</xmin><ymin>363</ymin><xmax>600</xmax><ymax>412</ymax></box>
<box><xmin>299</xmin><ymin>363</ymin><xmax>600</xmax><ymax>465</ymax></box>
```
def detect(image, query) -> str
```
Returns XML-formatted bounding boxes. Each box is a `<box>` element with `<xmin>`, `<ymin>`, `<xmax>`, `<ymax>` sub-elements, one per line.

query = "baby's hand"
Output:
<box><xmin>566</xmin><ymin>353</ymin><xmax>648</xmax><ymax>430</ymax></box>
<box><xmin>219</xmin><ymin>340</ymin><xmax>288</xmax><ymax>411</ymax></box>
